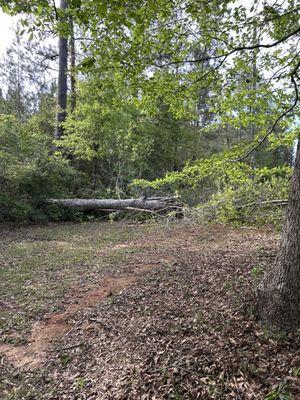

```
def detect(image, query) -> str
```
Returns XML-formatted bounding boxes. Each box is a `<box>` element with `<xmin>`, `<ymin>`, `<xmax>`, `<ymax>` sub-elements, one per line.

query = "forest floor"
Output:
<box><xmin>0</xmin><ymin>221</ymin><xmax>299</xmax><ymax>400</ymax></box>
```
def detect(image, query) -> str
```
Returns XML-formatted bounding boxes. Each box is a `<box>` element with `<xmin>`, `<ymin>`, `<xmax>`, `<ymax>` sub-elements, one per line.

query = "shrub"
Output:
<box><xmin>0</xmin><ymin>114</ymin><xmax>79</xmax><ymax>221</ymax></box>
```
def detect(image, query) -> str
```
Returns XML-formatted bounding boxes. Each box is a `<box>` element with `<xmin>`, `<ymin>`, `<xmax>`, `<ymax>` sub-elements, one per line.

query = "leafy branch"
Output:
<box><xmin>153</xmin><ymin>26</ymin><xmax>300</xmax><ymax>68</ymax></box>
<box><xmin>232</xmin><ymin>59</ymin><xmax>300</xmax><ymax>162</ymax></box>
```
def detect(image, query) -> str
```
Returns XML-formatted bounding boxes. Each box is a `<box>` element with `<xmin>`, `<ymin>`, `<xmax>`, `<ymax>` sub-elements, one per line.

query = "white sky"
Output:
<box><xmin>0</xmin><ymin>11</ymin><xmax>17</xmax><ymax>56</ymax></box>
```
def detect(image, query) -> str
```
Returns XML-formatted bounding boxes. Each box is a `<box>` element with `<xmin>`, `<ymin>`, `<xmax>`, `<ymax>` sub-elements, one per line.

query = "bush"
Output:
<box><xmin>0</xmin><ymin>114</ymin><xmax>79</xmax><ymax>222</ymax></box>
<box><xmin>133</xmin><ymin>152</ymin><xmax>292</xmax><ymax>227</ymax></box>
<box><xmin>185</xmin><ymin>172</ymin><xmax>289</xmax><ymax>228</ymax></box>
<box><xmin>18</xmin><ymin>157</ymin><xmax>77</xmax><ymax>201</ymax></box>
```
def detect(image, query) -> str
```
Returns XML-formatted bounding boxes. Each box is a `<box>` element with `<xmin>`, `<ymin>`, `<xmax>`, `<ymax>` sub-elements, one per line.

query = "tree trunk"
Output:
<box><xmin>46</xmin><ymin>197</ymin><xmax>181</xmax><ymax>212</ymax></box>
<box><xmin>69</xmin><ymin>16</ymin><xmax>76</xmax><ymax>112</ymax></box>
<box><xmin>249</xmin><ymin>24</ymin><xmax>258</xmax><ymax>166</ymax></box>
<box><xmin>54</xmin><ymin>0</ymin><xmax>68</xmax><ymax>140</ymax></box>
<box><xmin>258</xmin><ymin>138</ymin><xmax>300</xmax><ymax>331</ymax></box>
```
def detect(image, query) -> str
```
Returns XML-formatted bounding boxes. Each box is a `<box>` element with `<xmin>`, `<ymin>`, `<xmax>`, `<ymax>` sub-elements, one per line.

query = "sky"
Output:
<box><xmin>0</xmin><ymin>0</ymin><xmax>61</xmax><ymax>56</ymax></box>
<box><xmin>0</xmin><ymin>11</ymin><xmax>16</xmax><ymax>56</ymax></box>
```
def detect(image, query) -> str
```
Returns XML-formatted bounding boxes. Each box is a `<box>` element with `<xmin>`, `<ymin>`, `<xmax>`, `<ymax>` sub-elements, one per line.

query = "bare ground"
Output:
<box><xmin>0</xmin><ymin>221</ymin><xmax>299</xmax><ymax>399</ymax></box>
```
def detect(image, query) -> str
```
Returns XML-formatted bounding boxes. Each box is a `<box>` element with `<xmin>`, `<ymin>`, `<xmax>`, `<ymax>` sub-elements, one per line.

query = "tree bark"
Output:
<box><xmin>258</xmin><ymin>138</ymin><xmax>300</xmax><ymax>331</ymax></box>
<box><xmin>46</xmin><ymin>197</ymin><xmax>181</xmax><ymax>212</ymax></box>
<box><xmin>54</xmin><ymin>0</ymin><xmax>68</xmax><ymax>140</ymax></box>
<box><xmin>69</xmin><ymin>16</ymin><xmax>76</xmax><ymax>112</ymax></box>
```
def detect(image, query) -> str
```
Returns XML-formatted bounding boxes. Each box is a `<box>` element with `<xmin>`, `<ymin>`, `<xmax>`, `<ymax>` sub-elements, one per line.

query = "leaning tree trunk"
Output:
<box><xmin>54</xmin><ymin>0</ymin><xmax>69</xmax><ymax>140</ymax></box>
<box><xmin>258</xmin><ymin>138</ymin><xmax>300</xmax><ymax>332</ymax></box>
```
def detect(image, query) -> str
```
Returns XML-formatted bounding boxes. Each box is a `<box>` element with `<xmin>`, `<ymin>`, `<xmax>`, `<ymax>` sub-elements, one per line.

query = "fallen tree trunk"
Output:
<box><xmin>46</xmin><ymin>197</ymin><xmax>182</xmax><ymax>212</ymax></box>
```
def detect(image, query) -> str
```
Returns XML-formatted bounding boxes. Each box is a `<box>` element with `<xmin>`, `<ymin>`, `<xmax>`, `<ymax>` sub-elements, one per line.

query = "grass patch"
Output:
<box><xmin>0</xmin><ymin>221</ymin><xmax>151</xmax><ymax>336</ymax></box>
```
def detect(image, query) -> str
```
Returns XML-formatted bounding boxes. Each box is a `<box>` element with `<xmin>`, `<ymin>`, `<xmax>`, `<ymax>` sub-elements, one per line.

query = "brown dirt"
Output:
<box><xmin>0</xmin><ymin>263</ymin><xmax>156</xmax><ymax>370</ymax></box>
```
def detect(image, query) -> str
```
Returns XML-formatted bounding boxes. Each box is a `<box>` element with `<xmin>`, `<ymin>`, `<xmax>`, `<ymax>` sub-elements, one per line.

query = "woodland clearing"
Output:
<box><xmin>0</xmin><ymin>221</ymin><xmax>299</xmax><ymax>399</ymax></box>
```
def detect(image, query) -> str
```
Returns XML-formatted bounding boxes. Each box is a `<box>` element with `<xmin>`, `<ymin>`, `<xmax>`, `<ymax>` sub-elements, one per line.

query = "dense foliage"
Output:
<box><xmin>0</xmin><ymin>112</ymin><xmax>77</xmax><ymax>221</ymax></box>
<box><xmin>0</xmin><ymin>0</ymin><xmax>298</xmax><ymax>224</ymax></box>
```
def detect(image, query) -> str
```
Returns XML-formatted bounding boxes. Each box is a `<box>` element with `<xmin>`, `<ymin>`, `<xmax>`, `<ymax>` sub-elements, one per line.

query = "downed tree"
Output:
<box><xmin>46</xmin><ymin>197</ymin><xmax>182</xmax><ymax>212</ymax></box>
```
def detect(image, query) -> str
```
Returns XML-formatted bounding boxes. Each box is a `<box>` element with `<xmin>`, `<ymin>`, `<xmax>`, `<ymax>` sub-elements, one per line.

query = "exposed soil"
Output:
<box><xmin>1</xmin><ymin>222</ymin><xmax>300</xmax><ymax>399</ymax></box>
<box><xmin>0</xmin><ymin>263</ymin><xmax>155</xmax><ymax>370</ymax></box>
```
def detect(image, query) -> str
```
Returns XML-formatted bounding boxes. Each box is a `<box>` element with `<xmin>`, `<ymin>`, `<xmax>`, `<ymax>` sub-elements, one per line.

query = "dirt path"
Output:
<box><xmin>0</xmin><ymin>263</ymin><xmax>156</xmax><ymax>369</ymax></box>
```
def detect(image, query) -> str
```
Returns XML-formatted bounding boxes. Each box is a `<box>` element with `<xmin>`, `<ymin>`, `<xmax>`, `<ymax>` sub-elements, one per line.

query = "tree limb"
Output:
<box><xmin>232</xmin><ymin>59</ymin><xmax>300</xmax><ymax>162</ymax></box>
<box><xmin>153</xmin><ymin>27</ymin><xmax>300</xmax><ymax>69</ymax></box>
<box><xmin>236</xmin><ymin>199</ymin><xmax>288</xmax><ymax>209</ymax></box>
